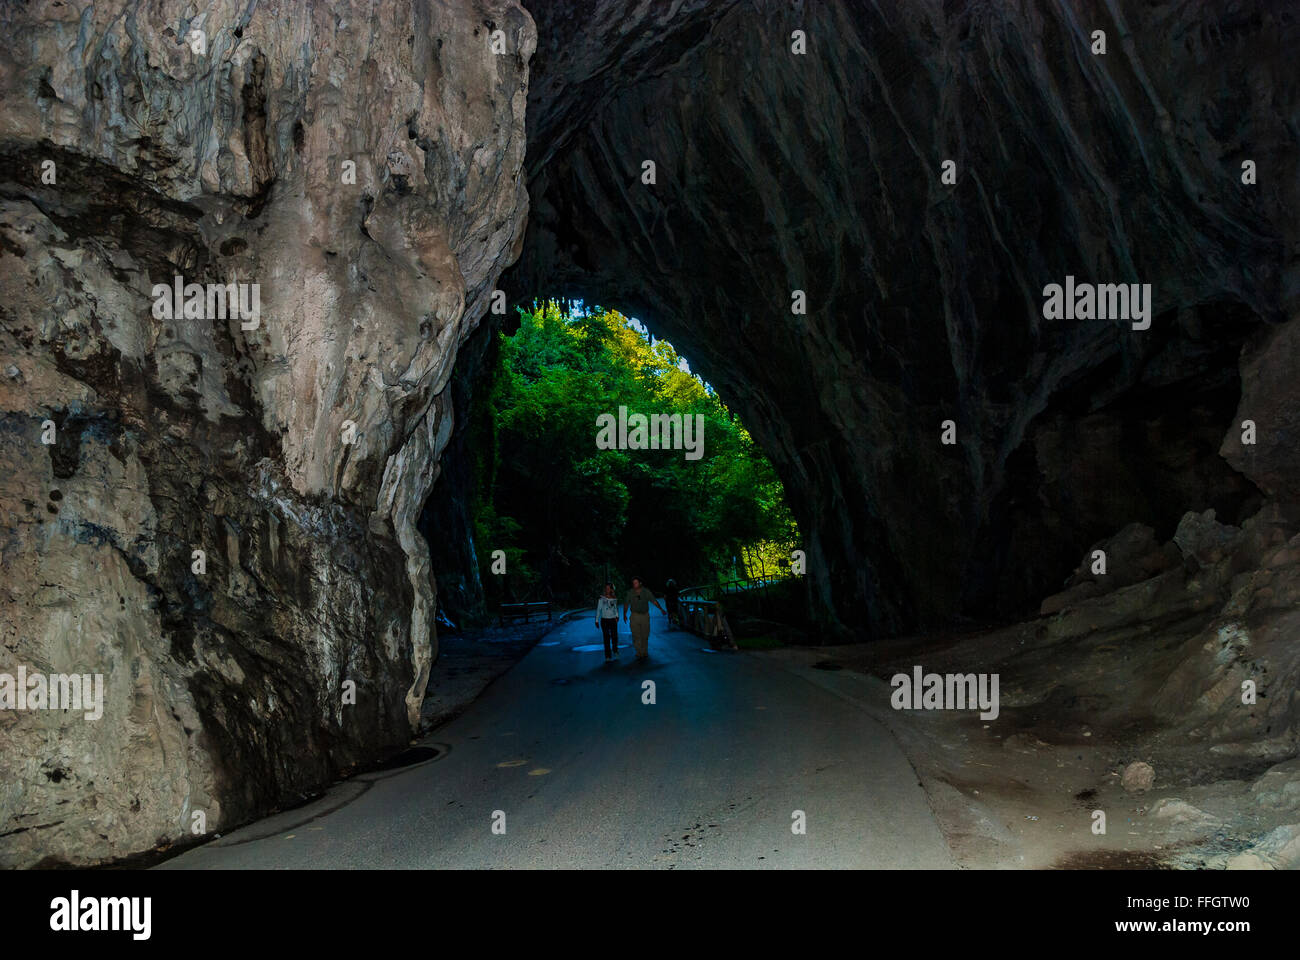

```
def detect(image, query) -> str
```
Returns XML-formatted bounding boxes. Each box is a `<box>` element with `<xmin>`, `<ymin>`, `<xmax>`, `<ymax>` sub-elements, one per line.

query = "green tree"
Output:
<box><xmin>470</xmin><ymin>300</ymin><xmax>797</xmax><ymax>605</ymax></box>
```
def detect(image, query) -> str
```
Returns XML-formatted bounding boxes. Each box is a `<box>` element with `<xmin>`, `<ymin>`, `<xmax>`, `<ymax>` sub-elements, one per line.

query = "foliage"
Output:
<box><xmin>471</xmin><ymin>300</ymin><xmax>797</xmax><ymax>604</ymax></box>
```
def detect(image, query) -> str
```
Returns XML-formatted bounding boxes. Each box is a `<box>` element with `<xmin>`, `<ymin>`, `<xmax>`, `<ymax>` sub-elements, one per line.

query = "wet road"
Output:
<box><xmin>160</xmin><ymin>609</ymin><xmax>953</xmax><ymax>869</ymax></box>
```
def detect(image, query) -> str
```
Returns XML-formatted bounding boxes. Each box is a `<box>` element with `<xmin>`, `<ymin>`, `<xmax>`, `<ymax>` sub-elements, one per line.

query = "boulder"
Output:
<box><xmin>1251</xmin><ymin>758</ymin><xmax>1300</xmax><ymax>811</ymax></box>
<box><xmin>1174</xmin><ymin>509</ymin><xmax>1244</xmax><ymax>568</ymax></box>
<box><xmin>1122</xmin><ymin>761</ymin><xmax>1156</xmax><ymax>793</ymax></box>
<box><xmin>1150</xmin><ymin>798</ymin><xmax>1215</xmax><ymax>826</ymax></box>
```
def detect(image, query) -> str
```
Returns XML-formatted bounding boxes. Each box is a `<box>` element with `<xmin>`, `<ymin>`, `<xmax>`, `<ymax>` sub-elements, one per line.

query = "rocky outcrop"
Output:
<box><xmin>1039</xmin><ymin>522</ymin><xmax>1180</xmax><ymax>615</ymax></box>
<box><xmin>506</xmin><ymin>0</ymin><xmax>1298</xmax><ymax>639</ymax></box>
<box><xmin>1222</xmin><ymin>316</ymin><xmax>1300</xmax><ymax>502</ymax></box>
<box><xmin>1036</xmin><ymin>500</ymin><xmax>1300</xmax><ymax>752</ymax></box>
<box><xmin>0</xmin><ymin>0</ymin><xmax>533</xmax><ymax>866</ymax></box>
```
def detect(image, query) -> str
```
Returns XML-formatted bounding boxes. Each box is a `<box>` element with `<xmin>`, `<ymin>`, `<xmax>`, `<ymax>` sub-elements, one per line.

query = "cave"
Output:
<box><xmin>1</xmin><ymin>0</ymin><xmax>1298</xmax><ymax>876</ymax></box>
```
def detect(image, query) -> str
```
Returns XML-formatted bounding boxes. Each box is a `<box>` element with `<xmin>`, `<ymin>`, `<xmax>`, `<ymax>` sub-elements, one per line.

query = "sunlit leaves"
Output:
<box><xmin>474</xmin><ymin>300</ymin><xmax>798</xmax><ymax>598</ymax></box>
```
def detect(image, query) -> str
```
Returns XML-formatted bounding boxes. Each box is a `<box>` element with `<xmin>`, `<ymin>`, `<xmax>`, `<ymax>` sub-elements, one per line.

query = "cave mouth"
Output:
<box><xmin>437</xmin><ymin>288</ymin><xmax>1270</xmax><ymax>641</ymax></box>
<box><xmin>420</xmin><ymin>298</ymin><xmax>802</xmax><ymax>628</ymax></box>
<box><xmin>503</xmin><ymin>0</ymin><xmax>1293</xmax><ymax>643</ymax></box>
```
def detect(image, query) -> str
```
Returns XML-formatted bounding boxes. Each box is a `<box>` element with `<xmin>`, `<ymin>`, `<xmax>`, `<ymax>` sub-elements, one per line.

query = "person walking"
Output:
<box><xmin>623</xmin><ymin>576</ymin><xmax>665</xmax><ymax>661</ymax></box>
<box><xmin>663</xmin><ymin>578</ymin><xmax>680</xmax><ymax>630</ymax></box>
<box><xmin>595</xmin><ymin>582</ymin><xmax>620</xmax><ymax>661</ymax></box>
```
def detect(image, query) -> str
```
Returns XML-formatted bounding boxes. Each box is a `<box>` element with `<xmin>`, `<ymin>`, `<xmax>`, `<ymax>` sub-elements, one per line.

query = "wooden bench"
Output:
<box><xmin>498</xmin><ymin>601</ymin><xmax>552</xmax><ymax>626</ymax></box>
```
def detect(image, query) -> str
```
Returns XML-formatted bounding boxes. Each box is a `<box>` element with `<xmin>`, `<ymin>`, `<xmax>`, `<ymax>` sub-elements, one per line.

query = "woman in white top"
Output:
<box><xmin>595</xmin><ymin>582</ymin><xmax>620</xmax><ymax>661</ymax></box>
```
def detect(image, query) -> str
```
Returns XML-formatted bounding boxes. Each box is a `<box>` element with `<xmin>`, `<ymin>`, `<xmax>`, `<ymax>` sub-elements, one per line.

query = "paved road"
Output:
<box><xmin>161</xmin><ymin>610</ymin><xmax>953</xmax><ymax>869</ymax></box>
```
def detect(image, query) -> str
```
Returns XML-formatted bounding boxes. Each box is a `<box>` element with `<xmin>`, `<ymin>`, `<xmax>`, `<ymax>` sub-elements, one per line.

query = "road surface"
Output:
<box><xmin>161</xmin><ymin>609</ymin><xmax>953</xmax><ymax>869</ymax></box>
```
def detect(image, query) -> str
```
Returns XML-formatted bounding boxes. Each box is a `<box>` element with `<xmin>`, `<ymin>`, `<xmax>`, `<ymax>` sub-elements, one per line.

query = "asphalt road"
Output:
<box><xmin>160</xmin><ymin>609</ymin><xmax>954</xmax><ymax>869</ymax></box>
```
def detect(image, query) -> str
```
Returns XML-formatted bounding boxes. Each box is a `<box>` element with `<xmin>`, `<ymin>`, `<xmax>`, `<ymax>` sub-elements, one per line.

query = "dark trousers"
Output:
<box><xmin>600</xmin><ymin>617</ymin><xmax>619</xmax><ymax>657</ymax></box>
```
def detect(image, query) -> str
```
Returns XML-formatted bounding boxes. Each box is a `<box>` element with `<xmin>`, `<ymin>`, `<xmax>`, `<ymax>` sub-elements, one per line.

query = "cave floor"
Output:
<box><xmin>759</xmin><ymin>623</ymin><xmax>1297</xmax><ymax>870</ymax></box>
<box><xmin>157</xmin><ymin>608</ymin><xmax>953</xmax><ymax>869</ymax></box>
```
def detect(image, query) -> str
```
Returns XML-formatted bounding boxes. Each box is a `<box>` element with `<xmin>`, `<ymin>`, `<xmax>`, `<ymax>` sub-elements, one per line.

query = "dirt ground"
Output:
<box><xmin>775</xmin><ymin>617</ymin><xmax>1300</xmax><ymax>870</ymax></box>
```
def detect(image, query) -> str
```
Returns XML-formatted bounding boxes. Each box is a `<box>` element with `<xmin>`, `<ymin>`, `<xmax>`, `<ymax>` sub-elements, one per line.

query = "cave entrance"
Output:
<box><xmin>421</xmin><ymin>299</ymin><xmax>801</xmax><ymax>631</ymax></box>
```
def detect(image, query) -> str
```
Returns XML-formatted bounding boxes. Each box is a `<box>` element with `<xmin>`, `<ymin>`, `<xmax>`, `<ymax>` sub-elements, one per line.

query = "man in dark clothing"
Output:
<box><xmin>663</xmin><ymin>578</ymin><xmax>680</xmax><ymax>629</ymax></box>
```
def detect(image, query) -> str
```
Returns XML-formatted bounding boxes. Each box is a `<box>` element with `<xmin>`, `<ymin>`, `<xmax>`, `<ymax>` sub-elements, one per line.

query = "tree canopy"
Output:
<box><xmin>471</xmin><ymin>300</ymin><xmax>797</xmax><ymax>604</ymax></box>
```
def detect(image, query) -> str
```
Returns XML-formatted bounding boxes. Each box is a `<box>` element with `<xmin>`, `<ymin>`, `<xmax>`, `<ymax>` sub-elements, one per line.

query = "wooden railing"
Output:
<box><xmin>677</xmin><ymin>574</ymin><xmax>789</xmax><ymax>603</ymax></box>
<box><xmin>672</xmin><ymin>573</ymin><xmax>792</xmax><ymax>641</ymax></box>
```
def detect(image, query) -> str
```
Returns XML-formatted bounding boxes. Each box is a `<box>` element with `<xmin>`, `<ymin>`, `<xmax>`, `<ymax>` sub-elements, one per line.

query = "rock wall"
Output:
<box><xmin>506</xmin><ymin>0</ymin><xmax>1298</xmax><ymax>639</ymax></box>
<box><xmin>0</xmin><ymin>0</ymin><xmax>534</xmax><ymax>866</ymax></box>
<box><xmin>418</xmin><ymin>315</ymin><xmax>498</xmax><ymax>626</ymax></box>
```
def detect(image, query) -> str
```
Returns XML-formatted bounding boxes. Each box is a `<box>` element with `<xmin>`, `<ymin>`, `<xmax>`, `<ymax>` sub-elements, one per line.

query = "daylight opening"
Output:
<box><xmin>425</xmin><ymin>299</ymin><xmax>804</xmax><ymax>640</ymax></box>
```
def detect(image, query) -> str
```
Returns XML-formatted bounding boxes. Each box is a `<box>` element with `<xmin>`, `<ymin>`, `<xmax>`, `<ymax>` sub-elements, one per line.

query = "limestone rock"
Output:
<box><xmin>1225</xmin><ymin>824</ymin><xmax>1300</xmax><ymax>870</ymax></box>
<box><xmin>1251</xmin><ymin>759</ymin><xmax>1300</xmax><ymax>811</ymax></box>
<box><xmin>1174</xmin><ymin>510</ymin><xmax>1244</xmax><ymax>568</ymax></box>
<box><xmin>1040</xmin><ymin>524</ymin><xmax>1179</xmax><ymax>614</ymax></box>
<box><xmin>0</xmin><ymin>0</ymin><xmax>534</xmax><ymax>867</ymax></box>
<box><xmin>1150</xmin><ymin>798</ymin><xmax>1215</xmax><ymax>826</ymax></box>
<box><xmin>1122</xmin><ymin>761</ymin><xmax>1155</xmax><ymax>793</ymax></box>
<box><xmin>1221</xmin><ymin>320</ymin><xmax>1300</xmax><ymax>503</ymax></box>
